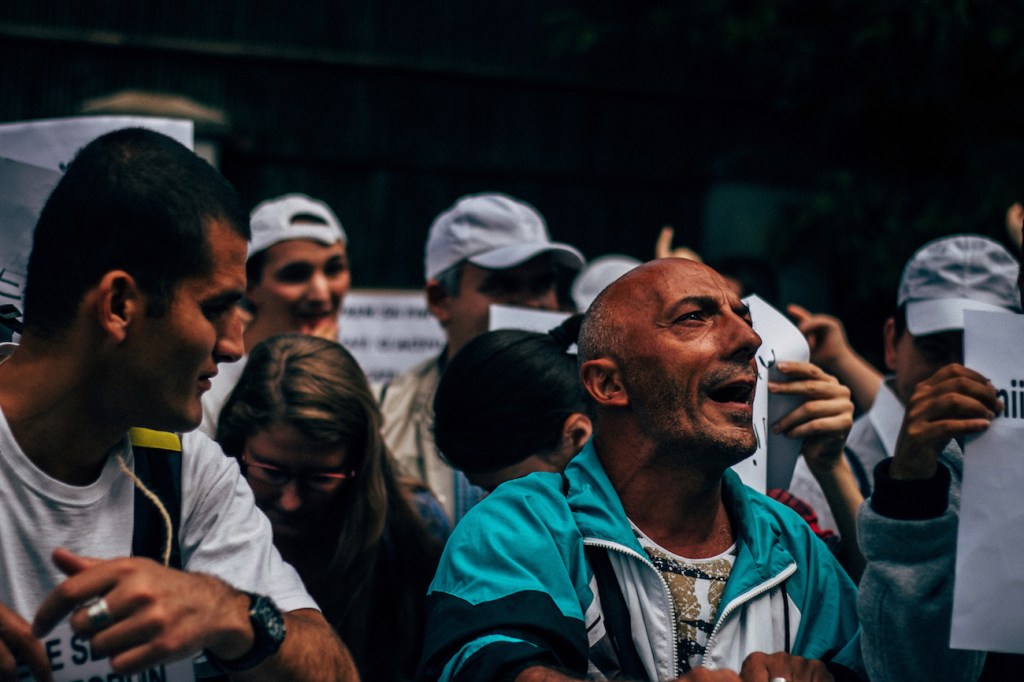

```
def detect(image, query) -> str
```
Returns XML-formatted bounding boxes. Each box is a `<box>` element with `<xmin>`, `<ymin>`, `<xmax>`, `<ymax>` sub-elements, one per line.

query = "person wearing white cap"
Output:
<box><xmin>570</xmin><ymin>254</ymin><xmax>641</xmax><ymax>312</ymax></box>
<box><xmin>199</xmin><ymin>193</ymin><xmax>349</xmax><ymax>438</ymax></box>
<box><xmin>788</xmin><ymin>234</ymin><xmax>1022</xmax><ymax>552</ymax></box>
<box><xmin>855</xmin><ymin>235</ymin><xmax>1024</xmax><ymax>681</ymax></box>
<box><xmin>379</xmin><ymin>192</ymin><xmax>585</xmax><ymax>522</ymax></box>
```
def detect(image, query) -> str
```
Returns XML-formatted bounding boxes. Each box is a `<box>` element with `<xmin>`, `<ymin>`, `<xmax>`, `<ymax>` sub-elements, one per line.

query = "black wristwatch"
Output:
<box><xmin>206</xmin><ymin>592</ymin><xmax>287</xmax><ymax>672</ymax></box>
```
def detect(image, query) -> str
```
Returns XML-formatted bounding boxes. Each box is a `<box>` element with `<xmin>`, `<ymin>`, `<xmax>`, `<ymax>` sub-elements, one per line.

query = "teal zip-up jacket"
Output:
<box><xmin>417</xmin><ymin>443</ymin><xmax>864</xmax><ymax>681</ymax></box>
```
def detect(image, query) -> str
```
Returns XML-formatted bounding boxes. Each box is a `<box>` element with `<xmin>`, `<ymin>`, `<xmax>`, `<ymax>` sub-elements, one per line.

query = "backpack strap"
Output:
<box><xmin>561</xmin><ymin>472</ymin><xmax>649</xmax><ymax>680</ymax></box>
<box><xmin>584</xmin><ymin>545</ymin><xmax>650</xmax><ymax>681</ymax></box>
<box><xmin>128</xmin><ymin>428</ymin><xmax>183</xmax><ymax>569</ymax></box>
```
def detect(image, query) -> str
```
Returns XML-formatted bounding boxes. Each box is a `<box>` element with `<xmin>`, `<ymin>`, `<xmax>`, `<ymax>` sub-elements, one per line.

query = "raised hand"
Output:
<box><xmin>891</xmin><ymin>363</ymin><xmax>1001</xmax><ymax>481</ymax></box>
<box><xmin>769</xmin><ymin>361</ymin><xmax>853</xmax><ymax>472</ymax></box>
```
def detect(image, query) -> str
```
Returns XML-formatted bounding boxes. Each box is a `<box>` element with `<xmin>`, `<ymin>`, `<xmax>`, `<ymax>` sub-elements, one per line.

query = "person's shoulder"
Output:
<box><xmin>378</xmin><ymin>354</ymin><xmax>441</xmax><ymax>406</ymax></box>
<box><xmin>395</xmin><ymin>355</ymin><xmax>441</xmax><ymax>383</ymax></box>
<box><xmin>177</xmin><ymin>429</ymin><xmax>240</xmax><ymax>480</ymax></box>
<box><xmin>179</xmin><ymin>428</ymin><xmax>226</xmax><ymax>455</ymax></box>
<box><xmin>725</xmin><ymin>472</ymin><xmax>824</xmax><ymax>547</ymax></box>
<box><xmin>433</xmin><ymin>472</ymin><xmax>583</xmax><ymax>595</ymax></box>
<box><xmin>453</xmin><ymin>472</ymin><xmax>575</xmax><ymax>537</ymax></box>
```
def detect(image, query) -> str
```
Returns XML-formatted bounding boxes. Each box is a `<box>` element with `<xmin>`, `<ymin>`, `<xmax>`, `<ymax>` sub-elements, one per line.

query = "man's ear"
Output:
<box><xmin>93</xmin><ymin>271</ymin><xmax>143</xmax><ymax>343</ymax></box>
<box><xmin>580</xmin><ymin>358</ymin><xmax>628</xmax><ymax>408</ymax></box>
<box><xmin>426</xmin><ymin>279</ymin><xmax>453</xmax><ymax>325</ymax></box>
<box><xmin>883</xmin><ymin>317</ymin><xmax>898</xmax><ymax>372</ymax></box>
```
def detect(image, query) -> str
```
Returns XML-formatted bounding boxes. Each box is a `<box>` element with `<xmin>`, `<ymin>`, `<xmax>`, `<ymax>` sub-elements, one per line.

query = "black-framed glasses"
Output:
<box><xmin>241</xmin><ymin>456</ymin><xmax>355</xmax><ymax>493</ymax></box>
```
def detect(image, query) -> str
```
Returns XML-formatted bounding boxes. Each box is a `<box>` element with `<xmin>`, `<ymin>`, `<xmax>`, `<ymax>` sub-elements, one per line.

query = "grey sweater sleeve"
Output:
<box><xmin>856</xmin><ymin>444</ymin><xmax>986</xmax><ymax>682</ymax></box>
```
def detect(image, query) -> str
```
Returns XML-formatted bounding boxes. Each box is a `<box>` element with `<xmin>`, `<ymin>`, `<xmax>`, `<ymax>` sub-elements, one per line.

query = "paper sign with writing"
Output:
<box><xmin>17</xmin><ymin>620</ymin><xmax>194</xmax><ymax>681</ymax></box>
<box><xmin>736</xmin><ymin>295</ymin><xmax>810</xmax><ymax>493</ymax></box>
<box><xmin>951</xmin><ymin>309</ymin><xmax>1024</xmax><ymax>654</ymax></box>
<box><xmin>339</xmin><ymin>290</ymin><xmax>446</xmax><ymax>384</ymax></box>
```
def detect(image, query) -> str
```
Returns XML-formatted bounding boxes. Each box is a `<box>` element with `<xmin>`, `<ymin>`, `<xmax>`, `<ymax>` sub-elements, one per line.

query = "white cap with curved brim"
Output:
<box><xmin>571</xmin><ymin>254</ymin><xmax>642</xmax><ymax>312</ymax></box>
<box><xmin>425</xmin><ymin>192</ymin><xmax>585</xmax><ymax>280</ymax></box>
<box><xmin>898</xmin><ymin>234</ymin><xmax>1022</xmax><ymax>335</ymax></box>
<box><xmin>248</xmin><ymin>193</ymin><xmax>346</xmax><ymax>260</ymax></box>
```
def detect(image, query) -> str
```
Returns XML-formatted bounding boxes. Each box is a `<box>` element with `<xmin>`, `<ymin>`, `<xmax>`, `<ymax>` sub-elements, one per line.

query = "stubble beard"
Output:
<box><xmin>631</xmin><ymin>368</ymin><xmax>756</xmax><ymax>474</ymax></box>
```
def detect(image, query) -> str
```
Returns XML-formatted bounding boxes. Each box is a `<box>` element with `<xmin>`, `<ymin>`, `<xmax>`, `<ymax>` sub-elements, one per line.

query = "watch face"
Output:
<box><xmin>253</xmin><ymin>596</ymin><xmax>287</xmax><ymax>644</ymax></box>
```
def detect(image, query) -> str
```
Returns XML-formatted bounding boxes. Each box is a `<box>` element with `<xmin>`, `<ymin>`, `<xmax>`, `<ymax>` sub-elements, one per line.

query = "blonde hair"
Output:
<box><xmin>216</xmin><ymin>334</ymin><xmax>434</xmax><ymax>666</ymax></box>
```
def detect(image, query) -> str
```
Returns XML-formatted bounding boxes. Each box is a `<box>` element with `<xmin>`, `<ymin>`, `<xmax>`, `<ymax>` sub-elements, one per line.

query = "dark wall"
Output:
<box><xmin>6</xmin><ymin>2</ymin><xmax>1021</xmax><ymax>370</ymax></box>
<box><xmin>1</xmin><ymin>2</ymin><xmax>773</xmax><ymax>288</ymax></box>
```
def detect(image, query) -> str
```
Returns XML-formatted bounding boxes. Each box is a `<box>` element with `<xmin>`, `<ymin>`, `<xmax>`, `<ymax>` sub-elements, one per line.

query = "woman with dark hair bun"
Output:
<box><xmin>216</xmin><ymin>333</ymin><xmax>442</xmax><ymax>682</ymax></box>
<box><xmin>433</xmin><ymin>314</ymin><xmax>592</xmax><ymax>491</ymax></box>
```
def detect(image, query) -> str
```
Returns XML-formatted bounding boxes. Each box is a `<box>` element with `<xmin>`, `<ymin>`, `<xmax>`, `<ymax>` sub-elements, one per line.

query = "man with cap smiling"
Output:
<box><xmin>788</xmin><ymin>234</ymin><xmax>1022</xmax><ymax>538</ymax></box>
<box><xmin>200</xmin><ymin>193</ymin><xmax>350</xmax><ymax>437</ymax></box>
<box><xmin>379</xmin><ymin>192</ymin><xmax>585</xmax><ymax>522</ymax></box>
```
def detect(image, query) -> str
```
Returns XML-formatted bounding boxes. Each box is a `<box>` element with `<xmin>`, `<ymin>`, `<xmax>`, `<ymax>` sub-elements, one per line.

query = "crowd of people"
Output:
<box><xmin>0</xmin><ymin>126</ymin><xmax>1021</xmax><ymax>682</ymax></box>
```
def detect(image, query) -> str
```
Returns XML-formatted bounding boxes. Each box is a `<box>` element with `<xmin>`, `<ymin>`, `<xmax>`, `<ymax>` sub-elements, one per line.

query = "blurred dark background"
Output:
<box><xmin>2</xmin><ymin>1</ymin><xmax>1023</xmax><ymax>367</ymax></box>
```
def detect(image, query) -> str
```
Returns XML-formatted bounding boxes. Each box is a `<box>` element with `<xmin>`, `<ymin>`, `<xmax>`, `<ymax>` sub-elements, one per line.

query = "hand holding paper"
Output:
<box><xmin>741</xmin><ymin>295</ymin><xmax>811</xmax><ymax>491</ymax></box>
<box><xmin>769</xmin><ymin>361</ymin><xmax>854</xmax><ymax>474</ymax></box>
<box><xmin>891</xmin><ymin>363</ymin><xmax>1000</xmax><ymax>481</ymax></box>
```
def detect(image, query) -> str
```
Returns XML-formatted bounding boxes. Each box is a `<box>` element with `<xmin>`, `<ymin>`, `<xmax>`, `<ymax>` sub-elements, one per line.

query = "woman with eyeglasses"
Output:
<box><xmin>215</xmin><ymin>333</ymin><xmax>443</xmax><ymax>682</ymax></box>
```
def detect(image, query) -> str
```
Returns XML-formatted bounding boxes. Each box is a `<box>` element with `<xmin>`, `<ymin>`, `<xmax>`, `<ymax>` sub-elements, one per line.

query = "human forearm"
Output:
<box><xmin>825</xmin><ymin>351</ymin><xmax>882</xmax><ymax>414</ymax></box>
<box><xmin>233</xmin><ymin>609</ymin><xmax>358</xmax><ymax>681</ymax></box>
<box><xmin>786</xmin><ymin>304</ymin><xmax>882</xmax><ymax>413</ymax></box>
<box><xmin>807</xmin><ymin>456</ymin><xmax>865</xmax><ymax>580</ymax></box>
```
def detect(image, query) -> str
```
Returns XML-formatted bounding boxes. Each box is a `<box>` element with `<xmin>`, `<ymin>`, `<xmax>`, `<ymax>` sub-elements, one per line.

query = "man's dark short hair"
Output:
<box><xmin>22</xmin><ymin>127</ymin><xmax>250</xmax><ymax>338</ymax></box>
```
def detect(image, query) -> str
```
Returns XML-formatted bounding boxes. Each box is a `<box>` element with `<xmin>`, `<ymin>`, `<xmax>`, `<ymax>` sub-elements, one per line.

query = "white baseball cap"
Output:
<box><xmin>248</xmin><ymin>194</ymin><xmax>346</xmax><ymax>260</ymax></box>
<box><xmin>571</xmin><ymin>254</ymin><xmax>641</xmax><ymax>312</ymax></box>
<box><xmin>898</xmin><ymin>234</ymin><xmax>1022</xmax><ymax>335</ymax></box>
<box><xmin>424</xmin><ymin>192</ymin><xmax>585</xmax><ymax>280</ymax></box>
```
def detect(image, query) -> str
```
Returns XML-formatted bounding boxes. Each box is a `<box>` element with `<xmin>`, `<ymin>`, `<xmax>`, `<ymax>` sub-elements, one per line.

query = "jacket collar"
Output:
<box><xmin>565</xmin><ymin>441</ymin><xmax>797</xmax><ymax>593</ymax></box>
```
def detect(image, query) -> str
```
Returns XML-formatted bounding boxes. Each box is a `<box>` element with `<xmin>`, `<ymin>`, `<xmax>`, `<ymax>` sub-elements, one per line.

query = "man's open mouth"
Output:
<box><xmin>707</xmin><ymin>378</ymin><xmax>756</xmax><ymax>405</ymax></box>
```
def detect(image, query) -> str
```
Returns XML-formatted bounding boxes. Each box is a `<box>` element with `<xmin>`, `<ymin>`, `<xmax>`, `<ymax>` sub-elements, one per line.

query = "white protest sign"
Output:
<box><xmin>0</xmin><ymin>116</ymin><xmax>193</xmax><ymax>171</ymax></box>
<box><xmin>951</xmin><ymin>309</ymin><xmax>1024</xmax><ymax>654</ymax></box>
<box><xmin>489</xmin><ymin>304</ymin><xmax>574</xmax><ymax>352</ymax></box>
<box><xmin>17</xmin><ymin>620</ymin><xmax>194</xmax><ymax>681</ymax></box>
<box><xmin>488</xmin><ymin>304</ymin><xmax>571</xmax><ymax>334</ymax></box>
<box><xmin>0</xmin><ymin>158</ymin><xmax>61</xmax><ymax>328</ymax></box>
<box><xmin>339</xmin><ymin>290</ymin><xmax>446</xmax><ymax>384</ymax></box>
<box><xmin>736</xmin><ymin>295</ymin><xmax>811</xmax><ymax>493</ymax></box>
<box><xmin>0</xmin><ymin>117</ymin><xmax>194</xmax><ymax>338</ymax></box>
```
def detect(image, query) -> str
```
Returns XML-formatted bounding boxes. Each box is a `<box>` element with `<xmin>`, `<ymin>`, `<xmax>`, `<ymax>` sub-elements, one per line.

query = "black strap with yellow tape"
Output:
<box><xmin>128</xmin><ymin>427</ymin><xmax>183</xmax><ymax>569</ymax></box>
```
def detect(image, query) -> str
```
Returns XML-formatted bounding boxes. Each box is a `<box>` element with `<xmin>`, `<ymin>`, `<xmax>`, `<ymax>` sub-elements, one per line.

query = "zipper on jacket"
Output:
<box><xmin>583</xmin><ymin>538</ymin><xmax>679</xmax><ymax>679</ymax></box>
<box><xmin>700</xmin><ymin>562</ymin><xmax>797</xmax><ymax>668</ymax></box>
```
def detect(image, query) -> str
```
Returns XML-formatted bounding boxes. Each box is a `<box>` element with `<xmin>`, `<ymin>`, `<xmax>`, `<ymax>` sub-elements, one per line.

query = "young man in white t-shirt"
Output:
<box><xmin>0</xmin><ymin>128</ymin><xmax>355</xmax><ymax>680</ymax></box>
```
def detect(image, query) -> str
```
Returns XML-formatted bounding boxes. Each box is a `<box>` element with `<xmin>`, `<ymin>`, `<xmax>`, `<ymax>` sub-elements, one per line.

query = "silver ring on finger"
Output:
<box><xmin>84</xmin><ymin>597</ymin><xmax>113</xmax><ymax>630</ymax></box>
<box><xmin>770</xmin><ymin>678</ymin><xmax>789</xmax><ymax>682</ymax></box>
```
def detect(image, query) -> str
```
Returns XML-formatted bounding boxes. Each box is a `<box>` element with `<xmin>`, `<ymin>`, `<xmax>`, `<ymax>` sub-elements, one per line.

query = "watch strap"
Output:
<box><xmin>205</xmin><ymin>592</ymin><xmax>286</xmax><ymax>672</ymax></box>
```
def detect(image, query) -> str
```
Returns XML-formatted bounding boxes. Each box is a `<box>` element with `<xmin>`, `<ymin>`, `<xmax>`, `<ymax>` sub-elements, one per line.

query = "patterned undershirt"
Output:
<box><xmin>632</xmin><ymin>523</ymin><xmax>737</xmax><ymax>675</ymax></box>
